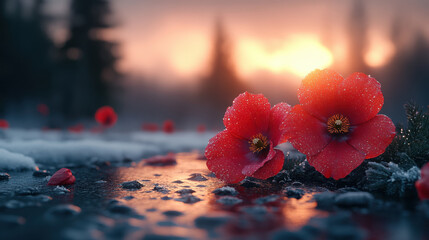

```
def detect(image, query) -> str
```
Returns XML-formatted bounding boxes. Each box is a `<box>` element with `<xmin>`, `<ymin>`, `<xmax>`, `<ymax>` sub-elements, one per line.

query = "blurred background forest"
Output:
<box><xmin>1</xmin><ymin>0</ymin><xmax>429</xmax><ymax>130</ymax></box>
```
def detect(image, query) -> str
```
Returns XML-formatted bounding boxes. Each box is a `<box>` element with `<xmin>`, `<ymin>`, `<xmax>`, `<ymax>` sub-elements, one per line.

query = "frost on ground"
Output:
<box><xmin>0</xmin><ymin>130</ymin><xmax>214</xmax><ymax>171</ymax></box>
<box><xmin>0</xmin><ymin>148</ymin><xmax>37</xmax><ymax>171</ymax></box>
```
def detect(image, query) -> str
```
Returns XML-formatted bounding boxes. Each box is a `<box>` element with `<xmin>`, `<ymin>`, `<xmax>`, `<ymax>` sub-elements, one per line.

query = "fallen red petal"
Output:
<box><xmin>48</xmin><ymin>168</ymin><xmax>76</xmax><ymax>186</ymax></box>
<box><xmin>416</xmin><ymin>163</ymin><xmax>429</xmax><ymax>200</ymax></box>
<box><xmin>251</xmin><ymin>150</ymin><xmax>285</xmax><ymax>180</ymax></box>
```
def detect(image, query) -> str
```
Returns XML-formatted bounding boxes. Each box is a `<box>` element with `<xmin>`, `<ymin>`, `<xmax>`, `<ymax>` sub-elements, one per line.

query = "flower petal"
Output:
<box><xmin>223</xmin><ymin>92</ymin><xmax>271</xmax><ymax>139</ymax></box>
<box><xmin>307</xmin><ymin>141</ymin><xmax>366</xmax><ymax>180</ymax></box>
<box><xmin>205</xmin><ymin>130</ymin><xmax>249</xmax><ymax>183</ymax></box>
<box><xmin>242</xmin><ymin>141</ymin><xmax>277</xmax><ymax>176</ymax></box>
<box><xmin>268</xmin><ymin>102</ymin><xmax>292</xmax><ymax>145</ymax></box>
<box><xmin>251</xmin><ymin>150</ymin><xmax>285</xmax><ymax>180</ymax></box>
<box><xmin>281</xmin><ymin>105</ymin><xmax>331</xmax><ymax>157</ymax></box>
<box><xmin>48</xmin><ymin>168</ymin><xmax>76</xmax><ymax>185</ymax></box>
<box><xmin>336</xmin><ymin>72</ymin><xmax>384</xmax><ymax>124</ymax></box>
<box><xmin>347</xmin><ymin>114</ymin><xmax>396</xmax><ymax>159</ymax></box>
<box><xmin>298</xmin><ymin>69</ymin><xmax>344</xmax><ymax>121</ymax></box>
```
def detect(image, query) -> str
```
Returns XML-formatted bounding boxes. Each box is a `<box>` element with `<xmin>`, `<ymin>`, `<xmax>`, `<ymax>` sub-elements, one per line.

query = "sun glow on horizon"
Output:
<box><xmin>236</xmin><ymin>36</ymin><xmax>333</xmax><ymax>78</ymax></box>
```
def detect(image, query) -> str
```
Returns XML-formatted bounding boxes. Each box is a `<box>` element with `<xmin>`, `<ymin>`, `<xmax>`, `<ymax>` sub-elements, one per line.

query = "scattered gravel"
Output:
<box><xmin>162</xmin><ymin>210</ymin><xmax>183</xmax><ymax>217</ymax></box>
<box><xmin>285</xmin><ymin>187</ymin><xmax>305</xmax><ymax>199</ymax></box>
<box><xmin>45</xmin><ymin>204</ymin><xmax>81</xmax><ymax>219</ymax></box>
<box><xmin>121</xmin><ymin>180</ymin><xmax>145</xmax><ymax>190</ymax></box>
<box><xmin>216</xmin><ymin>196</ymin><xmax>243</xmax><ymax>206</ymax></box>
<box><xmin>212</xmin><ymin>186</ymin><xmax>238</xmax><ymax>196</ymax></box>
<box><xmin>153</xmin><ymin>184</ymin><xmax>169</xmax><ymax>193</ymax></box>
<box><xmin>187</xmin><ymin>173</ymin><xmax>208</xmax><ymax>181</ymax></box>
<box><xmin>175</xmin><ymin>189</ymin><xmax>195</xmax><ymax>195</ymax></box>
<box><xmin>175</xmin><ymin>195</ymin><xmax>202</xmax><ymax>204</ymax></box>
<box><xmin>15</xmin><ymin>187</ymin><xmax>41</xmax><ymax>196</ymax></box>
<box><xmin>0</xmin><ymin>172</ymin><xmax>10</xmax><ymax>180</ymax></box>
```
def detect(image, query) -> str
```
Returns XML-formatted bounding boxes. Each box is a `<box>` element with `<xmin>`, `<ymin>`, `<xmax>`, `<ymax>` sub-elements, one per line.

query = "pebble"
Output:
<box><xmin>121</xmin><ymin>180</ymin><xmax>144</xmax><ymax>189</ymax></box>
<box><xmin>32</xmin><ymin>170</ymin><xmax>51</xmax><ymax>177</ymax></box>
<box><xmin>205</xmin><ymin>172</ymin><xmax>216</xmax><ymax>178</ymax></box>
<box><xmin>196</xmin><ymin>185</ymin><xmax>206</xmax><ymax>188</ymax></box>
<box><xmin>285</xmin><ymin>187</ymin><xmax>305</xmax><ymax>199</ymax></box>
<box><xmin>175</xmin><ymin>189</ymin><xmax>195</xmax><ymax>195</ymax></box>
<box><xmin>161</xmin><ymin>196</ymin><xmax>172</xmax><ymax>200</ymax></box>
<box><xmin>0</xmin><ymin>172</ymin><xmax>10</xmax><ymax>180</ymax></box>
<box><xmin>108</xmin><ymin>204</ymin><xmax>135</xmax><ymax>215</ymax></box>
<box><xmin>253</xmin><ymin>195</ymin><xmax>280</xmax><ymax>205</ymax></box>
<box><xmin>187</xmin><ymin>173</ymin><xmax>208</xmax><ymax>181</ymax></box>
<box><xmin>123</xmin><ymin>196</ymin><xmax>134</xmax><ymax>201</ymax></box>
<box><xmin>0</xmin><ymin>214</ymin><xmax>26</xmax><ymax>226</ymax></box>
<box><xmin>53</xmin><ymin>186</ymin><xmax>70</xmax><ymax>194</ymax></box>
<box><xmin>157</xmin><ymin>220</ymin><xmax>177</xmax><ymax>227</ymax></box>
<box><xmin>175</xmin><ymin>195</ymin><xmax>202</xmax><ymax>204</ymax></box>
<box><xmin>146</xmin><ymin>208</ymin><xmax>157</xmax><ymax>212</ymax></box>
<box><xmin>314</xmin><ymin>192</ymin><xmax>337</xmax><ymax>209</ymax></box>
<box><xmin>212</xmin><ymin>186</ymin><xmax>238</xmax><ymax>196</ymax></box>
<box><xmin>172</xmin><ymin>180</ymin><xmax>184</xmax><ymax>184</ymax></box>
<box><xmin>46</xmin><ymin>204</ymin><xmax>81</xmax><ymax>218</ymax></box>
<box><xmin>239</xmin><ymin>206</ymin><xmax>269</xmax><ymax>217</ymax></box>
<box><xmin>216</xmin><ymin>196</ymin><xmax>243</xmax><ymax>206</ymax></box>
<box><xmin>15</xmin><ymin>187</ymin><xmax>41</xmax><ymax>196</ymax></box>
<box><xmin>240</xmin><ymin>178</ymin><xmax>261</xmax><ymax>188</ymax></box>
<box><xmin>334</xmin><ymin>192</ymin><xmax>374</xmax><ymax>207</ymax></box>
<box><xmin>4</xmin><ymin>200</ymin><xmax>26</xmax><ymax>209</ymax></box>
<box><xmin>153</xmin><ymin>185</ymin><xmax>170</xmax><ymax>193</ymax></box>
<box><xmin>95</xmin><ymin>180</ymin><xmax>107</xmax><ymax>184</ymax></box>
<box><xmin>163</xmin><ymin>210</ymin><xmax>183</xmax><ymax>217</ymax></box>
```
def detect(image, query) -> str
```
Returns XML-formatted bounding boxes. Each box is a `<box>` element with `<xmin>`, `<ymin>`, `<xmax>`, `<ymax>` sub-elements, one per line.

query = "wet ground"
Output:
<box><xmin>1</xmin><ymin>152</ymin><xmax>428</xmax><ymax>240</ymax></box>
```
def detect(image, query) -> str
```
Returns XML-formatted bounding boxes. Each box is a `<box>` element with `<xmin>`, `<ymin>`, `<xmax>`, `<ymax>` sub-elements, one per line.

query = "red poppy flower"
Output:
<box><xmin>68</xmin><ymin>124</ymin><xmax>84</xmax><ymax>133</ymax></box>
<box><xmin>281</xmin><ymin>69</ymin><xmax>396</xmax><ymax>180</ymax></box>
<box><xmin>163</xmin><ymin>120</ymin><xmax>175</xmax><ymax>133</ymax></box>
<box><xmin>95</xmin><ymin>106</ymin><xmax>117</xmax><ymax>127</ymax></box>
<box><xmin>142</xmin><ymin>123</ymin><xmax>159</xmax><ymax>132</ymax></box>
<box><xmin>37</xmin><ymin>104</ymin><xmax>49</xmax><ymax>116</ymax></box>
<box><xmin>0</xmin><ymin>119</ymin><xmax>9</xmax><ymax>129</ymax></box>
<box><xmin>47</xmin><ymin>168</ymin><xmax>76</xmax><ymax>185</ymax></box>
<box><xmin>205</xmin><ymin>92</ymin><xmax>291</xmax><ymax>184</ymax></box>
<box><xmin>416</xmin><ymin>163</ymin><xmax>429</xmax><ymax>200</ymax></box>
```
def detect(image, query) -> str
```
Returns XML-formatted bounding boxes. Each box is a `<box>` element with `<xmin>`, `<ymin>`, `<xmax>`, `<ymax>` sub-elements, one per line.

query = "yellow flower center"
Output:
<box><xmin>249</xmin><ymin>133</ymin><xmax>269</xmax><ymax>153</ymax></box>
<box><xmin>327</xmin><ymin>114</ymin><xmax>350</xmax><ymax>134</ymax></box>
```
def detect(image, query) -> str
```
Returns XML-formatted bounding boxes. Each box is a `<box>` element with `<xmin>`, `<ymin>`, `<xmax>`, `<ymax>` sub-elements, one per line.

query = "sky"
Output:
<box><xmin>46</xmin><ymin>0</ymin><xmax>429</xmax><ymax>87</ymax></box>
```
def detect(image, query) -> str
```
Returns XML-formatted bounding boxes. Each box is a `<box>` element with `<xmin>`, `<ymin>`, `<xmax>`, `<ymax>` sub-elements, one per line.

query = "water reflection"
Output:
<box><xmin>106</xmin><ymin>152</ymin><xmax>326</xmax><ymax>238</ymax></box>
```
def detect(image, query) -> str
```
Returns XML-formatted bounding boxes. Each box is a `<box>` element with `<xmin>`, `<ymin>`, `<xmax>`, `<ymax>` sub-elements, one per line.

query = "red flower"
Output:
<box><xmin>48</xmin><ymin>168</ymin><xmax>76</xmax><ymax>185</ymax></box>
<box><xmin>0</xmin><ymin>119</ymin><xmax>9</xmax><ymax>129</ymax></box>
<box><xmin>282</xmin><ymin>69</ymin><xmax>396</xmax><ymax>180</ymax></box>
<box><xmin>205</xmin><ymin>92</ymin><xmax>291</xmax><ymax>184</ymax></box>
<box><xmin>142</xmin><ymin>123</ymin><xmax>159</xmax><ymax>132</ymax></box>
<box><xmin>95</xmin><ymin>106</ymin><xmax>117</xmax><ymax>127</ymax></box>
<box><xmin>163</xmin><ymin>120</ymin><xmax>175</xmax><ymax>133</ymax></box>
<box><xmin>416</xmin><ymin>163</ymin><xmax>429</xmax><ymax>200</ymax></box>
<box><xmin>37</xmin><ymin>104</ymin><xmax>49</xmax><ymax>116</ymax></box>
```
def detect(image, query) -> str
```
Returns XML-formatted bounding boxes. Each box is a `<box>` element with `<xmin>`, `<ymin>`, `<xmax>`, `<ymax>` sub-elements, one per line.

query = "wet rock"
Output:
<box><xmin>153</xmin><ymin>184</ymin><xmax>170</xmax><ymax>193</ymax></box>
<box><xmin>187</xmin><ymin>173</ymin><xmax>208</xmax><ymax>181</ymax></box>
<box><xmin>314</xmin><ymin>192</ymin><xmax>337</xmax><ymax>209</ymax></box>
<box><xmin>121</xmin><ymin>180</ymin><xmax>144</xmax><ymax>190</ymax></box>
<box><xmin>154</xmin><ymin>174</ymin><xmax>162</xmax><ymax>177</ymax></box>
<box><xmin>335</xmin><ymin>192</ymin><xmax>374</xmax><ymax>207</ymax></box>
<box><xmin>144</xmin><ymin>154</ymin><xmax>177</xmax><ymax>166</ymax></box>
<box><xmin>0</xmin><ymin>214</ymin><xmax>26</xmax><ymax>226</ymax></box>
<box><xmin>123</xmin><ymin>196</ymin><xmax>134</xmax><ymax>201</ymax></box>
<box><xmin>172</xmin><ymin>180</ymin><xmax>184</xmax><ymax>184</ymax></box>
<box><xmin>205</xmin><ymin>172</ymin><xmax>216</xmax><ymax>178</ymax></box>
<box><xmin>15</xmin><ymin>187</ymin><xmax>41</xmax><ymax>196</ymax></box>
<box><xmin>254</xmin><ymin>195</ymin><xmax>280</xmax><ymax>205</ymax></box>
<box><xmin>175</xmin><ymin>195</ymin><xmax>201</xmax><ymax>204</ymax></box>
<box><xmin>216</xmin><ymin>196</ymin><xmax>243</xmax><ymax>206</ymax></box>
<box><xmin>53</xmin><ymin>186</ymin><xmax>70</xmax><ymax>194</ymax></box>
<box><xmin>212</xmin><ymin>186</ymin><xmax>238</xmax><ymax>196</ymax></box>
<box><xmin>108</xmin><ymin>204</ymin><xmax>135</xmax><ymax>215</ymax></box>
<box><xmin>0</xmin><ymin>172</ymin><xmax>10</xmax><ymax>180</ymax></box>
<box><xmin>46</xmin><ymin>204</ymin><xmax>81</xmax><ymax>219</ymax></box>
<box><xmin>285</xmin><ymin>187</ymin><xmax>305</xmax><ymax>199</ymax></box>
<box><xmin>143</xmin><ymin>234</ymin><xmax>189</xmax><ymax>240</ymax></box>
<box><xmin>175</xmin><ymin>189</ymin><xmax>195</xmax><ymax>195</ymax></box>
<box><xmin>32</xmin><ymin>170</ymin><xmax>51</xmax><ymax>177</ymax></box>
<box><xmin>157</xmin><ymin>220</ymin><xmax>177</xmax><ymax>226</ymax></box>
<box><xmin>240</xmin><ymin>178</ymin><xmax>262</xmax><ymax>188</ymax></box>
<box><xmin>161</xmin><ymin>196</ymin><xmax>172</xmax><ymax>200</ymax></box>
<box><xmin>195</xmin><ymin>214</ymin><xmax>233</xmax><ymax>230</ymax></box>
<box><xmin>163</xmin><ymin>210</ymin><xmax>183</xmax><ymax>217</ymax></box>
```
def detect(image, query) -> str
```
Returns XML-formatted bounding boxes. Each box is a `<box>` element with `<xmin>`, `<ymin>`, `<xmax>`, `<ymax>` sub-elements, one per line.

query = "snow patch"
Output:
<box><xmin>0</xmin><ymin>148</ymin><xmax>37</xmax><ymax>171</ymax></box>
